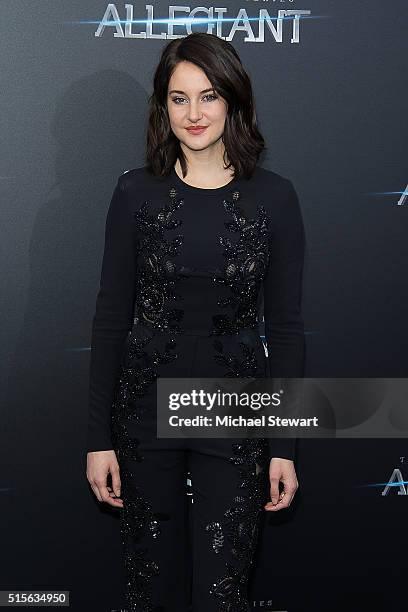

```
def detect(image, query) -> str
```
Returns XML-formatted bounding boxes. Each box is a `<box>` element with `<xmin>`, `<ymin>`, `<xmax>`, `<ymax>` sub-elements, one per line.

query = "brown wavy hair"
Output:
<box><xmin>145</xmin><ymin>32</ymin><xmax>265</xmax><ymax>180</ymax></box>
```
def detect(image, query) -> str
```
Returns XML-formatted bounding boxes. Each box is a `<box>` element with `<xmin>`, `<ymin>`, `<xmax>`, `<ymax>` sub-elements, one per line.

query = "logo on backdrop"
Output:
<box><xmin>364</xmin><ymin>456</ymin><xmax>408</xmax><ymax>496</ymax></box>
<box><xmin>381</xmin><ymin>457</ymin><xmax>408</xmax><ymax>495</ymax></box>
<box><xmin>397</xmin><ymin>184</ymin><xmax>408</xmax><ymax>205</ymax></box>
<box><xmin>94</xmin><ymin>3</ymin><xmax>313</xmax><ymax>42</ymax></box>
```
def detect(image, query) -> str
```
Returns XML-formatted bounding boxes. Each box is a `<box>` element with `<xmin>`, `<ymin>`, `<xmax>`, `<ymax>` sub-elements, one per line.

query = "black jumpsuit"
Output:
<box><xmin>86</xmin><ymin>164</ymin><xmax>306</xmax><ymax>612</ymax></box>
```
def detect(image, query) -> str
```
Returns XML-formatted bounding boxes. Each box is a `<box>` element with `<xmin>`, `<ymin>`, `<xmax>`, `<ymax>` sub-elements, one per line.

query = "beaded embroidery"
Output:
<box><xmin>211</xmin><ymin>189</ymin><xmax>270</xmax><ymax>333</ymax></box>
<box><xmin>110</xmin><ymin>186</ymin><xmax>186</xmax><ymax>611</ymax></box>
<box><xmin>111</xmin><ymin>331</ymin><xmax>179</xmax><ymax>459</ymax></box>
<box><xmin>210</xmin><ymin>189</ymin><xmax>270</xmax><ymax>377</ymax></box>
<box><xmin>208</xmin><ymin>439</ymin><xmax>267</xmax><ymax>611</ymax></box>
<box><xmin>212</xmin><ymin>336</ymin><xmax>259</xmax><ymax>378</ymax></box>
<box><xmin>108</xmin><ymin>183</ymin><xmax>271</xmax><ymax>610</ymax></box>
<box><xmin>133</xmin><ymin>187</ymin><xmax>186</xmax><ymax>332</ymax></box>
<box><xmin>206</xmin><ymin>521</ymin><xmax>225</xmax><ymax>554</ymax></box>
<box><xmin>111</xmin><ymin>185</ymin><xmax>186</xmax><ymax>454</ymax></box>
<box><xmin>120</xmin><ymin>465</ymin><xmax>161</xmax><ymax>611</ymax></box>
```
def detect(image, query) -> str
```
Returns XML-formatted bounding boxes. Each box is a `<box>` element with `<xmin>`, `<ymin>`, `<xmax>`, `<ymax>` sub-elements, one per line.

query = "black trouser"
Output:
<box><xmin>117</xmin><ymin>435</ymin><xmax>270</xmax><ymax>612</ymax></box>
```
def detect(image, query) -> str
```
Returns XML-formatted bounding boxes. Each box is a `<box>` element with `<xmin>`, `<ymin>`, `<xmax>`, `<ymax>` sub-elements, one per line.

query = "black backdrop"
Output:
<box><xmin>1</xmin><ymin>1</ymin><xmax>407</xmax><ymax>611</ymax></box>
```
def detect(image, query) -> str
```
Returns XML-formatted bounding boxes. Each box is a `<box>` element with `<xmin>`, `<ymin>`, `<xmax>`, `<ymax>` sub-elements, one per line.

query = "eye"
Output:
<box><xmin>170</xmin><ymin>93</ymin><xmax>218</xmax><ymax>105</ymax></box>
<box><xmin>171</xmin><ymin>97</ymin><xmax>188</xmax><ymax>105</ymax></box>
<box><xmin>202</xmin><ymin>93</ymin><xmax>218</xmax><ymax>102</ymax></box>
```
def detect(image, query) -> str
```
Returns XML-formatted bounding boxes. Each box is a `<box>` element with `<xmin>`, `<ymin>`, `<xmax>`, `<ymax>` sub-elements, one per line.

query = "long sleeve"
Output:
<box><xmin>86</xmin><ymin>176</ymin><xmax>138</xmax><ymax>452</ymax></box>
<box><xmin>263</xmin><ymin>178</ymin><xmax>306</xmax><ymax>461</ymax></box>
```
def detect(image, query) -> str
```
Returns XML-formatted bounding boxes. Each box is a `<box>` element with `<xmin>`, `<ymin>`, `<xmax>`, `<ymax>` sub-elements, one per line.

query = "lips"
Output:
<box><xmin>186</xmin><ymin>126</ymin><xmax>208</xmax><ymax>134</ymax></box>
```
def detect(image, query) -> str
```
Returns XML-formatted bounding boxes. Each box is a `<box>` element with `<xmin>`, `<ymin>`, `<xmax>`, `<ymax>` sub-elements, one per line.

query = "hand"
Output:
<box><xmin>86</xmin><ymin>450</ymin><xmax>123</xmax><ymax>508</ymax></box>
<box><xmin>264</xmin><ymin>457</ymin><xmax>298</xmax><ymax>512</ymax></box>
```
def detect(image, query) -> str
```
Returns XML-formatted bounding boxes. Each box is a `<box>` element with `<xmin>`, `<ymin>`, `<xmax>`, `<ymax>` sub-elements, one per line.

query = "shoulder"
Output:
<box><xmin>250</xmin><ymin>165</ymin><xmax>296</xmax><ymax>198</ymax></box>
<box><xmin>118</xmin><ymin>166</ymin><xmax>147</xmax><ymax>191</ymax></box>
<box><xmin>116</xmin><ymin>165</ymin><xmax>153</xmax><ymax>191</ymax></box>
<box><xmin>249</xmin><ymin>166</ymin><xmax>300</xmax><ymax>222</ymax></box>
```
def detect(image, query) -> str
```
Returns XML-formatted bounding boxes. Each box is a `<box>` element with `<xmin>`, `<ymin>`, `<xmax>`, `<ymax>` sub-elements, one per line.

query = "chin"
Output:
<box><xmin>186</xmin><ymin>133</ymin><xmax>223</xmax><ymax>149</ymax></box>
<box><xmin>184</xmin><ymin>143</ymin><xmax>212</xmax><ymax>152</ymax></box>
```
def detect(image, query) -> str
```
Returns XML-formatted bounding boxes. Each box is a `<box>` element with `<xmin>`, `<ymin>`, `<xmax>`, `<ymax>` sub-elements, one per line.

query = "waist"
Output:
<box><xmin>131</xmin><ymin>318</ymin><xmax>260</xmax><ymax>338</ymax></box>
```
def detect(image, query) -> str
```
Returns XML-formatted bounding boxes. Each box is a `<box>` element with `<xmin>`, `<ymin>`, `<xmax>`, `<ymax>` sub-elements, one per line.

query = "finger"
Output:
<box><xmin>105</xmin><ymin>496</ymin><xmax>124</xmax><ymax>508</ymax></box>
<box><xmin>95</xmin><ymin>477</ymin><xmax>113</xmax><ymax>502</ymax></box>
<box><xmin>90</xmin><ymin>483</ymin><xmax>103</xmax><ymax>502</ymax></box>
<box><xmin>97</xmin><ymin>484</ymin><xmax>123</xmax><ymax>507</ymax></box>
<box><xmin>106</xmin><ymin>482</ymin><xmax>123</xmax><ymax>501</ymax></box>
<box><xmin>274</xmin><ymin>491</ymin><xmax>293</xmax><ymax>509</ymax></box>
<box><xmin>88</xmin><ymin>473</ymin><xmax>123</xmax><ymax>506</ymax></box>
<box><xmin>95</xmin><ymin>474</ymin><xmax>124</xmax><ymax>505</ymax></box>
<box><xmin>269</xmin><ymin>476</ymin><xmax>280</xmax><ymax>505</ymax></box>
<box><xmin>265</xmin><ymin>486</ymin><xmax>297</xmax><ymax>511</ymax></box>
<box><xmin>111</xmin><ymin>467</ymin><xmax>121</xmax><ymax>498</ymax></box>
<box><xmin>86</xmin><ymin>471</ymin><xmax>102</xmax><ymax>502</ymax></box>
<box><xmin>108</xmin><ymin>490</ymin><xmax>123</xmax><ymax>503</ymax></box>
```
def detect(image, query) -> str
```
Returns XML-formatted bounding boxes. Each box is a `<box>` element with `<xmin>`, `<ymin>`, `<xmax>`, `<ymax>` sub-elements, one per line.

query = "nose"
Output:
<box><xmin>187</xmin><ymin>99</ymin><xmax>203</xmax><ymax>123</ymax></box>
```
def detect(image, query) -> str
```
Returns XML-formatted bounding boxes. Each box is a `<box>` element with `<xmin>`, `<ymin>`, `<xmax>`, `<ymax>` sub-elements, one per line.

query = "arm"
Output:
<box><xmin>263</xmin><ymin>178</ymin><xmax>306</xmax><ymax>461</ymax></box>
<box><xmin>86</xmin><ymin>176</ymin><xmax>137</xmax><ymax>452</ymax></box>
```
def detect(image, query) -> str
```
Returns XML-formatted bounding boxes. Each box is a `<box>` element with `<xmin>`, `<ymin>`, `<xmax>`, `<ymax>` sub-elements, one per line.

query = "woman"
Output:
<box><xmin>86</xmin><ymin>32</ymin><xmax>305</xmax><ymax>612</ymax></box>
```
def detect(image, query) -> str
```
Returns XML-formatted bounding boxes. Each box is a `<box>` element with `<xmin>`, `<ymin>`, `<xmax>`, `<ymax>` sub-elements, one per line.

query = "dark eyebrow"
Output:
<box><xmin>168</xmin><ymin>87</ymin><xmax>215</xmax><ymax>95</ymax></box>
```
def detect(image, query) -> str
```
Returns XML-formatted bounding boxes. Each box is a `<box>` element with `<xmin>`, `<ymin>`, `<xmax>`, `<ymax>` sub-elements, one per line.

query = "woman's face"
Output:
<box><xmin>167</xmin><ymin>61</ymin><xmax>228</xmax><ymax>153</ymax></box>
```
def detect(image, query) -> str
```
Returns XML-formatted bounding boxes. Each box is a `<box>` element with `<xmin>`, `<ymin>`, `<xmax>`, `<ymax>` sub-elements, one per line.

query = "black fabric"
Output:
<box><xmin>116</xmin><ymin>435</ymin><xmax>270</xmax><ymax>612</ymax></box>
<box><xmin>86</xmin><ymin>165</ymin><xmax>306</xmax><ymax>461</ymax></box>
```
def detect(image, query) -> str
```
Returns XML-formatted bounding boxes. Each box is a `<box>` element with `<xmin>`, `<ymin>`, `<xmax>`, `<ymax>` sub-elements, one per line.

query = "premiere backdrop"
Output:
<box><xmin>1</xmin><ymin>1</ymin><xmax>407</xmax><ymax>611</ymax></box>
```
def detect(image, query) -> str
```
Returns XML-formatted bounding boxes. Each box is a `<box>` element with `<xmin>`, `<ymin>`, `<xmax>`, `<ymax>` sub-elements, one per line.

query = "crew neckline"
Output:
<box><xmin>170</xmin><ymin>166</ymin><xmax>238</xmax><ymax>195</ymax></box>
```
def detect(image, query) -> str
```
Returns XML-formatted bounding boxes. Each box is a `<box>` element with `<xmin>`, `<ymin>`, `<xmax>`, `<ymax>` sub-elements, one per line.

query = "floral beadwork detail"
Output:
<box><xmin>212</xmin><ymin>336</ymin><xmax>259</xmax><ymax>378</ymax></box>
<box><xmin>133</xmin><ymin>187</ymin><xmax>187</xmax><ymax>333</ymax></box>
<box><xmin>211</xmin><ymin>189</ymin><xmax>270</xmax><ymax>377</ymax></box>
<box><xmin>111</xmin><ymin>186</ymin><xmax>186</xmax><ymax>459</ymax></box>
<box><xmin>206</xmin><ymin>521</ymin><xmax>225</xmax><ymax>554</ymax></box>
<box><xmin>209</xmin><ymin>564</ymin><xmax>249</xmax><ymax>612</ymax></box>
<box><xmin>207</xmin><ymin>190</ymin><xmax>269</xmax><ymax>608</ymax></box>
<box><xmin>211</xmin><ymin>189</ymin><xmax>270</xmax><ymax>335</ymax></box>
<box><xmin>120</xmin><ymin>465</ymin><xmax>161</xmax><ymax>611</ymax></box>
<box><xmin>208</xmin><ymin>439</ymin><xmax>267</xmax><ymax>611</ymax></box>
<box><xmin>110</xmin><ymin>331</ymin><xmax>179</xmax><ymax>460</ymax></box>
<box><xmin>110</xmin><ymin>185</ymin><xmax>187</xmax><ymax>611</ymax></box>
